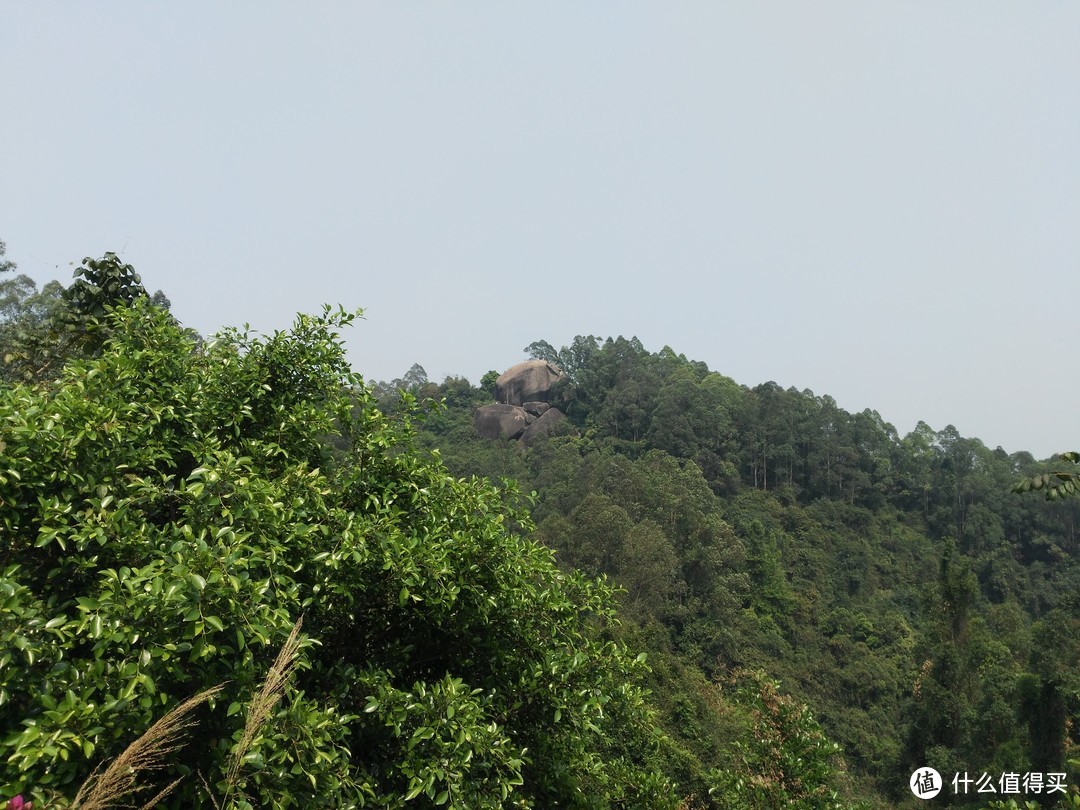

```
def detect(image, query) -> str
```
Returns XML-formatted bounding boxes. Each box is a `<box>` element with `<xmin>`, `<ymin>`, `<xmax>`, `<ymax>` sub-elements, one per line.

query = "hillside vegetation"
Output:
<box><xmin>386</xmin><ymin>336</ymin><xmax>1080</xmax><ymax>808</ymax></box>
<box><xmin>2</xmin><ymin>248</ymin><xmax>1078</xmax><ymax>808</ymax></box>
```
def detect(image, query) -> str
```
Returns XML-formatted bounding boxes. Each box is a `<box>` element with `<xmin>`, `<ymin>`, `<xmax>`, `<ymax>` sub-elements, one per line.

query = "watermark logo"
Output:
<box><xmin>908</xmin><ymin>768</ymin><xmax>1069</xmax><ymax>799</ymax></box>
<box><xmin>910</xmin><ymin>767</ymin><xmax>943</xmax><ymax>799</ymax></box>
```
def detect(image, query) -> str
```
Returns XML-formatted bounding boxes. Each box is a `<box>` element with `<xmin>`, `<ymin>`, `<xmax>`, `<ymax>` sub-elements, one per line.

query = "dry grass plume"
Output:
<box><xmin>70</xmin><ymin>684</ymin><xmax>223</xmax><ymax>810</ymax></box>
<box><xmin>221</xmin><ymin>617</ymin><xmax>305</xmax><ymax>804</ymax></box>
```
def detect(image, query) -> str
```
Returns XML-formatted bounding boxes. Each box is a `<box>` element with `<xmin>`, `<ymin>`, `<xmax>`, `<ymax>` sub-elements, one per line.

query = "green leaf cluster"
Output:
<box><xmin>1014</xmin><ymin>452</ymin><xmax>1080</xmax><ymax>501</ymax></box>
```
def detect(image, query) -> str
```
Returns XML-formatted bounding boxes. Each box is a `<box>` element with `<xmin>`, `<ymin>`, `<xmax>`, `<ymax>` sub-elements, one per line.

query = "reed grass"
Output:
<box><xmin>70</xmin><ymin>685</ymin><xmax>223</xmax><ymax>810</ymax></box>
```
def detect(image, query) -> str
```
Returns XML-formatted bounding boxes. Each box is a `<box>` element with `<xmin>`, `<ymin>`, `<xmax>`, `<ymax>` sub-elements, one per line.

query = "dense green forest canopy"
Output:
<box><xmin>3</xmin><ymin>249</ymin><xmax>1080</xmax><ymax>809</ymax></box>
<box><xmin>383</xmin><ymin>334</ymin><xmax>1080</xmax><ymax>808</ymax></box>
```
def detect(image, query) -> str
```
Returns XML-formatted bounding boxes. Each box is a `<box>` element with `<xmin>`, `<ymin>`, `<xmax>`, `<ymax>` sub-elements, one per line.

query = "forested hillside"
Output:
<box><xmin>3</xmin><ymin>247</ymin><xmax>1079</xmax><ymax>808</ymax></box>
<box><xmin>380</xmin><ymin>336</ymin><xmax>1080</xmax><ymax>808</ymax></box>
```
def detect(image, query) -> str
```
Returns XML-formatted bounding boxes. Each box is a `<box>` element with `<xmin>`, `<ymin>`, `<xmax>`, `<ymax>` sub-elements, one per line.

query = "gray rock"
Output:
<box><xmin>495</xmin><ymin>360</ymin><xmax>563</xmax><ymax>406</ymax></box>
<box><xmin>473</xmin><ymin>403</ymin><xmax>534</xmax><ymax>440</ymax></box>
<box><xmin>522</xmin><ymin>401</ymin><xmax>551</xmax><ymax>417</ymax></box>
<box><xmin>519</xmin><ymin>407</ymin><xmax>566</xmax><ymax>446</ymax></box>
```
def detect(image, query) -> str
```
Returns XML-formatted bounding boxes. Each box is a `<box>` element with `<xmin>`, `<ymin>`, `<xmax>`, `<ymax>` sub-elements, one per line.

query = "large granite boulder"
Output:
<box><xmin>473</xmin><ymin>403</ymin><xmax>534</xmax><ymax>440</ymax></box>
<box><xmin>519</xmin><ymin>407</ymin><xmax>566</xmax><ymax>447</ymax></box>
<box><xmin>522</xmin><ymin>401</ymin><xmax>551</xmax><ymax>417</ymax></box>
<box><xmin>495</xmin><ymin>360</ymin><xmax>563</xmax><ymax>406</ymax></box>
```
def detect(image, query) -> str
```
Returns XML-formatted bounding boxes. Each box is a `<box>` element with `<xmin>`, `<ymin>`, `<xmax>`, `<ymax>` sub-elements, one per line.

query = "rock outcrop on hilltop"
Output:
<box><xmin>474</xmin><ymin>360</ymin><xmax>568</xmax><ymax>445</ymax></box>
<box><xmin>495</xmin><ymin>360</ymin><xmax>563</xmax><ymax>407</ymax></box>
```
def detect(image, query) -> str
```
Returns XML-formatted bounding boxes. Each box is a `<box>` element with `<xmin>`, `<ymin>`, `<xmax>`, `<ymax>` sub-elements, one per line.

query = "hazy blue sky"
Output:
<box><xmin>3</xmin><ymin>5</ymin><xmax>1077</xmax><ymax>458</ymax></box>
